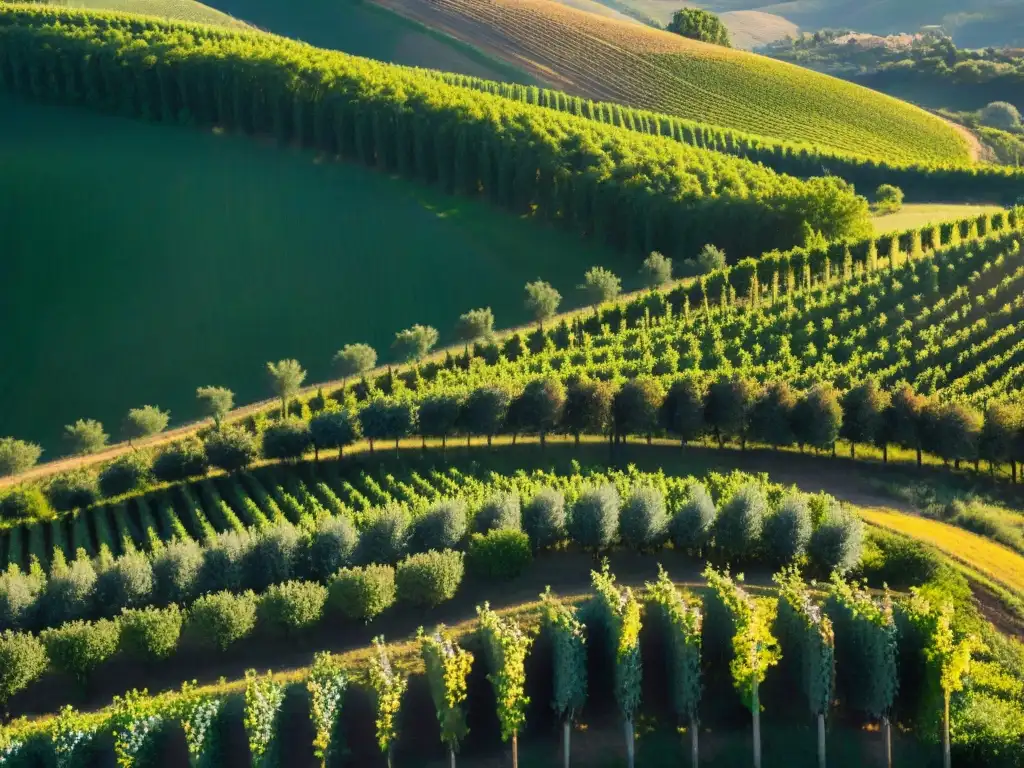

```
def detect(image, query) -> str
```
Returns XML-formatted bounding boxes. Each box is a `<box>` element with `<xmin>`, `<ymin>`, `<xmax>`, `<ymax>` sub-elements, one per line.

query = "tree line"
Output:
<box><xmin>0</xmin><ymin>6</ymin><xmax>871</xmax><ymax>261</ymax></box>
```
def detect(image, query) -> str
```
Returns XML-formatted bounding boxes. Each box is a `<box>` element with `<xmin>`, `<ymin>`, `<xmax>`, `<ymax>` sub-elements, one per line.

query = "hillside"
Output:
<box><xmin>373</xmin><ymin>0</ymin><xmax>971</xmax><ymax>163</ymax></box>
<box><xmin>62</xmin><ymin>0</ymin><xmax>248</xmax><ymax>27</ymax></box>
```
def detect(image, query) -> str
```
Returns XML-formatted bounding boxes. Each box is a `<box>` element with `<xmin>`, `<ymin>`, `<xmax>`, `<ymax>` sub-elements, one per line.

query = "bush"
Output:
<box><xmin>0</xmin><ymin>569</ymin><xmax>42</xmax><ymax>632</ymax></box>
<box><xmin>243</xmin><ymin>524</ymin><xmax>301</xmax><ymax>592</ymax></box>
<box><xmin>0</xmin><ymin>487</ymin><xmax>52</xmax><ymax>522</ymax></box>
<box><xmin>327</xmin><ymin>565</ymin><xmax>396</xmax><ymax>621</ymax></box>
<box><xmin>522</xmin><ymin>488</ymin><xmax>567</xmax><ymax>550</ymax></box>
<box><xmin>0</xmin><ymin>438</ymin><xmax>42</xmax><ymax>478</ymax></box>
<box><xmin>475</xmin><ymin>492</ymin><xmax>521</xmax><ymax>533</ymax></box>
<box><xmin>306</xmin><ymin>516</ymin><xmax>358</xmax><ymax>582</ymax></box>
<box><xmin>980</xmin><ymin>101</ymin><xmax>1021</xmax><ymax>131</ymax></box>
<box><xmin>467</xmin><ymin>530</ymin><xmax>532</xmax><ymax>581</ymax></box>
<box><xmin>46</xmin><ymin>471</ymin><xmax>99</xmax><ymax>512</ymax></box>
<box><xmin>42</xmin><ymin>618</ymin><xmax>120</xmax><ymax>682</ymax></box>
<box><xmin>119</xmin><ymin>605</ymin><xmax>183</xmax><ymax>660</ymax></box>
<box><xmin>395</xmin><ymin>550</ymin><xmax>465</xmax><ymax>607</ymax></box>
<box><xmin>619</xmin><ymin>486</ymin><xmax>668</xmax><ymax>550</ymax></box>
<box><xmin>568</xmin><ymin>484</ymin><xmax>620</xmax><ymax>551</ymax></box>
<box><xmin>257</xmin><ymin>581</ymin><xmax>328</xmax><ymax>634</ymax></box>
<box><xmin>98</xmin><ymin>453</ymin><xmax>151</xmax><ymax>498</ymax></box>
<box><xmin>261</xmin><ymin>419</ymin><xmax>314</xmax><ymax>461</ymax></box>
<box><xmin>714</xmin><ymin>483</ymin><xmax>767</xmax><ymax>562</ymax></box>
<box><xmin>762</xmin><ymin>494</ymin><xmax>812</xmax><ymax>566</ymax></box>
<box><xmin>197</xmin><ymin>530</ymin><xmax>252</xmax><ymax>595</ymax></box>
<box><xmin>355</xmin><ymin>506</ymin><xmax>409</xmax><ymax>565</ymax></box>
<box><xmin>409</xmin><ymin>499</ymin><xmax>468</xmax><ymax>554</ymax></box>
<box><xmin>874</xmin><ymin>184</ymin><xmax>904</xmax><ymax>214</ymax></box>
<box><xmin>152</xmin><ymin>539</ymin><xmax>203</xmax><ymax>606</ymax></box>
<box><xmin>203</xmin><ymin>427</ymin><xmax>259</xmax><ymax>473</ymax></box>
<box><xmin>668</xmin><ymin>483</ymin><xmax>716</xmax><ymax>554</ymax></box>
<box><xmin>0</xmin><ymin>630</ymin><xmax>47</xmax><ymax>706</ymax></box>
<box><xmin>95</xmin><ymin>550</ymin><xmax>154</xmax><ymax>617</ymax></box>
<box><xmin>186</xmin><ymin>591</ymin><xmax>258</xmax><ymax>651</ymax></box>
<box><xmin>40</xmin><ymin>555</ymin><xmax>97</xmax><ymax>627</ymax></box>
<box><xmin>809</xmin><ymin>503</ymin><xmax>864</xmax><ymax>575</ymax></box>
<box><xmin>857</xmin><ymin>530</ymin><xmax>940</xmax><ymax>589</ymax></box>
<box><xmin>152</xmin><ymin>440</ymin><xmax>209</xmax><ymax>483</ymax></box>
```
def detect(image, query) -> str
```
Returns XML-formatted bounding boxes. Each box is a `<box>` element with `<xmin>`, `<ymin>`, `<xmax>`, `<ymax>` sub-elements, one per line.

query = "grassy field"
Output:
<box><xmin>871</xmin><ymin>204</ymin><xmax>1006</xmax><ymax>234</ymax></box>
<box><xmin>55</xmin><ymin>0</ymin><xmax>249</xmax><ymax>27</ymax></box>
<box><xmin>0</xmin><ymin>95</ymin><xmax>627</xmax><ymax>452</ymax></box>
<box><xmin>373</xmin><ymin>0</ymin><xmax>971</xmax><ymax>163</ymax></box>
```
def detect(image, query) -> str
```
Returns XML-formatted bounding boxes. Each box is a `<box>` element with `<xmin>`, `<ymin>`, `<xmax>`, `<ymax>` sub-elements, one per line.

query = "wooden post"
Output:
<box><xmin>883</xmin><ymin>716</ymin><xmax>892</xmax><ymax>768</ymax></box>
<box><xmin>450</xmin><ymin>745</ymin><xmax>456</xmax><ymax>768</ymax></box>
<box><xmin>690</xmin><ymin>717</ymin><xmax>699</xmax><ymax>767</ymax></box>
<box><xmin>943</xmin><ymin>695</ymin><xmax>951</xmax><ymax>768</ymax></box>
<box><xmin>563</xmin><ymin>720</ymin><xmax>571</xmax><ymax>768</ymax></box>
<box><xmin>512</xmin><ymin>731</ymin><xmax>519</xmax><ymax>768</ymax></box>
<box><xmin>753</xmin><ymin>674</ymin><xmax>762</xmax><ymax>768</ymax></box>
<box><xmin>817</xmin><ymin>713</ymin><xmax>826</xmax><ymax>768</ymax></box>
<box><xmin>625</xmin><ymin>718</ymin><xmax>635</xmax><ymax>768</ymax></box>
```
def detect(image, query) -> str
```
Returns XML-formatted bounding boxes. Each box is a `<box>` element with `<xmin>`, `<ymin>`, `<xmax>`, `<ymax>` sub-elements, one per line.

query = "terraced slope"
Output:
<box><xmin>374</xmin><ymin>0</ymin><xmax>972</xmax><ymax>162</ymax></box>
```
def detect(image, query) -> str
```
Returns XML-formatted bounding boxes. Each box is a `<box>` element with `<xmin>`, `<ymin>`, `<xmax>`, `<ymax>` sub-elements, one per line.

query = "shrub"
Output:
<box><xmin>327</xmin><ymin>565</ymin><xmax>396</xmax><ymax>621</ymax></box>
<box><xmin>714</xmin><ymin>483</ymin><xmax>767</xmax><ymax>562</ymax></box>
<box><xmin>243</xmin><ymin>523</ymin><xmax>301</xmax><ymax>592</ymax></box>
<box><xmin>410</xmin><ymin>499</ymin><xmax>468</xmax><ymax>554</ymax></box>
<box><xmin>668</xmin><ymin>482</ymin><xmax>716</xmax><ymax>553</ymax></box>
<box><xmin>980</xmin><ymin>101</ymin><xmax>1021</xmax><ymax>131</ymax></box>
<box><xmin>809</xmin><ymin>504</ymin><xmax>864</xmax><ymax>575</ymax></box>
<box><xmin>619</xmin><ymin>486</ymin><xmax>668</xmax><ymax>550</ymax></box>
<box><xmin>762</xmin><ymin>494</ymin><xmax>812</xmax><ymax>566</ymax></box>
<box><xmin>857</xmin><ymin>530</ymin><xmax>939</xmax><ymax>590</ymax></box>
<box><xmin>197</xmin><ymin>530</ymin><xmax>252</xmax><ymax>595</ymax></box>
<box><xmin>355</xmin><ymin>506</ymin><xmax>409</xmax><ymax>565</ymax></box>
<box><xmin>152</xmin><ymin>440</ymin><xmax>209</xmax><ymax>483</ymax></box>
<box><xmin>95</xmin><ymin>550</ymin><xmax>154</xmax><ymax>617</ymax></box>
<box><xmin>46</xmin><ymin>471</ymin><xmax>100</xmax><ymax>512</ymax></box>
<box><xmin>186</xmin><ymin>591</ymin><xmax>258</xmax><ymax>651</ymax></box>
<box><xmin>0</xmin><ymin>568</ymin><xmax>42</xmax><ymax>632</ymax></box>
<box><xmin>667</xmin><ymin>7</ymin><xmax>731</xmax><ymax>45</ymax></box>
<box><xmin>119</xmin><ymin>605</ymin><xmax>183</xmax><ymax>660</ymax></box>
<box><xmin>475</xmin><ymin>492</ymin><xmax>521</xmax><ymax>533</ymax></box>
<box><xmin>257</xmin><ymin>581</ymin><xmax>328</xmax><ymax>635</ymax></box>
<box><xmin>0</xmin><ymin>487</ymin><xmax>52</xmax><ymax>522</ymax></box>
<box><xmin>0</xmin><ymin>630</ymin><xmax>47</xmax><ymax>707</ymax></box>
<box><xmin>874</xmin><ymin>184</ymin><xmax>904</xmax><ymax>214</ymax></box>
<box><xmin>261</xmin><ymin>419</ymin><xmax>314</xmax><ymax>461</ymax></box>
<box><xmin>0</xmin><ymin>438</ymin><xmax>42</xmax><ymax>478</ymax></box>
<box><xmin>306</xmin><ymin>516</ymin><xmax>358</xmax><ymax>582</ymax></box>
<box><xmin>568</xmin><ymin>484</ymin><xmax>620</xmax><ymax>551</ymax></box>
<box><xmin>203</xmin><ymin>427</ymin><xmax>259</xmax><ymax>473</ymax></box>
<box><xmin>521</xmin><ymin>488</ymin><xmax>567</xmax><ymax>550</ymax></box>
<box><xmin>98</xmin><ymin>453</ymin><xmax>151</xmax><ymax>498</ymax></box>
<box><xmin>40</xmin><ymin>555</ymin><xmax>97</xmax><ymax>627</ymax></box>
<box><xmin>467</xmin><ymin>530</ymin><xmax>532</xmax><ymax>581</ymax></box>
<box><xmin>152</xmin><ymin>538</ymin><xmax>203</xmax><ymax>606</ymax></box>
<box><xmin>42</xmin><ymin>618</ymin><xmax>120</xmax><ymax>682</ymax></box>
<box><xmin>396</xmin><ymin>550</ymin><xmax>465</xmax><ymax>607</ymax></box>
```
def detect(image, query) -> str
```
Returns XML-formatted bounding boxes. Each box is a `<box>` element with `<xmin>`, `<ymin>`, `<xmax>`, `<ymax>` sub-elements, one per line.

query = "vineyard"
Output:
<box><xmin>374</xmin><ymin>0</ymin><xmax>972</xmax><ymax>163</ymax></box>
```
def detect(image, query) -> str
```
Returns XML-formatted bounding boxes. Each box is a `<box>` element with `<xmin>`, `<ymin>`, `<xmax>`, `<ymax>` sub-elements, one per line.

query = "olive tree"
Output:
<box><xmin>310</xmin><ymin>409</ymin><xmax>360</xmax><ymax>459</ymax></box>
<box><xmin>562</xmin><ymin>379</ymin><xmax>613</xmax><ymax>445</ymax></box>
<box><xmin>333</xmin><ymin>343</ymin><xmax>377</xmax><ymax>386</ymax></box>
<box><xmin>0</xmin><ymin>438</ymin><xmax>42</xmax><ymax>477</ymax></box>
<box><xmin>792</xmin><ymin>384</ymin><xmax>843</xmax><ymax>455</ymax></box>
<box><xmin>419</xmin><ymin>393</ymin><xmax>463</xmax><ymax>450</ymax></box>
<box><xmin>393</xmin><ymin>325</ymin><xmax>439</xmax><ymax>364</ymax></box>
<box><xmin>524</xmin><ymin>280</ymin><xmax>561</xmax><ymax>329</ymax></box>
<box><xmin>266</xmin><ymin>359</ymin><xmax>307</xmax><ymax>418</ymax></box>
<box><xmin>123</xmin><ymin>405</ymin><xmax>170</xmax><ymax>446</ymax></box>
<box><xmin>64</xmin><ymin>419</ymin><xmax>108</xmax><ymax>456</ymax></box>
<box><xmin>639</xmin><ymin>251</ymin><xmax>673</xmax><ymax>289</ymax></box>
<box><xmin>455</xmin><ymin>308</ymin><xmax>495</xmax><ymax>351</ymax></box>
<box><xmin>613</xmin><ymin>378</ymin><xmax>665</xmax><ymax>444</ymax></box>
<box><xmin>461</xmin><ymin>385</ymin><xmax>511</xmax><ymax>446</ymax></box>
<box><xmin>660</xmin><ymin>376</ymin><xmax>706</xmax><ymax>446</ymax></box>
<box><xmin>579</xmin><ymin>266</ymin><xmax>621</xmax><ymax>309</ymax></box>
<box><xmin>841</xmin><ymin>380</ymin><xmax>890</xmax><ymax>459</ymax></box>
<box><xmin>516</xmin><ymin>377</ymin><xmax>566</xmax><ymax>447</ymax></box>
<box><xmin>196</xmin><ymin>386</ymin><xmax>234</xmax><ymax>429</ymax></box>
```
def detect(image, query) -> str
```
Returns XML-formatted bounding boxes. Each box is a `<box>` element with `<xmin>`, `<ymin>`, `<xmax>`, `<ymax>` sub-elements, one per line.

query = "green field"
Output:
<box><xmin>60</xmin><ymin>0</ymin><xmax>249</xmax><ymax>27</ymax></box>
<box><xmin>871</xmin><ymin>204</ymin><xmax>1006</xmax><ymax>234</ymax></box>
<box><xmin>0</xmin><ymin>95</ymin><xmax>626</xmax><ymax>451</ymax></box>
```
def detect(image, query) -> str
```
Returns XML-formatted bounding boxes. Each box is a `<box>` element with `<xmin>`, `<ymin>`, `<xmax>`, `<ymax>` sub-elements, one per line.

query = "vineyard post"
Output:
<box><xmin>818</xmin><ymin>712</ymin><xmax>825</xmax><ymax>768</ymax></box>
<box><xmin>882</xmin><ymin>714</ymin><xmax>891</xmax><ymax>768</ymax></box>
<box><xmin>752</xmin><ymin>640</ymin><xmax>761</xmax><ymax>768</ymax></box>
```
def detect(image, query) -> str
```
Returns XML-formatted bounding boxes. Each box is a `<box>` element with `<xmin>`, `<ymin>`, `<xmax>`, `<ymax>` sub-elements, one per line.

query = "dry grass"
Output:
<box><xmin>60</xmin><ymin>0</ymin><xmax>249</xmax><ymax>28</ymax></box>
<box><xmin>871</xmin><ymin>204</ymin><xmax>1005</xmax><ymax>234</ymax></box>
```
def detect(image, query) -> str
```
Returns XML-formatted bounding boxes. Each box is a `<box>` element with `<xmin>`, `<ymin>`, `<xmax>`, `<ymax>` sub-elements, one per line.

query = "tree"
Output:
<box><xmin>696</xmin><ymin>244</ymin><xmax>727</xmax><ymax>273</ymax></box>
<box><xmin>792</xmin><ymin>384</ymin><xmax>843</xmax><ymax>455</ymax></box>
<box><xmin>261</xmin><ymin>419</ymin><xmax>314</xmax><ymax>461</ymax></box>
<box><xmin>203</xmin><ymin>427</ymin><xmax>259</xmax><ymax>473</ymax></box>
<box><xmin>196</xmin><ymin>386</ymin><xmax>234</xmax><ymax>430</ymax></box>
<box><xmin>368</xmin><ymin>637</ymin><xmax>408</xmax><ymax>768</ymax></box>
<box><xmin>714</xmin><ymin>483</ymin><xmax>767</xmax><ymax>563</ymax></box>
<box><xmin>874</xmin><ymin>184</ymin><xmax>904</xmax><ymax>215</ymax></box>
<box><xmin>360</xmin><ymin>400</ymin><xmax>415</xmax><ymax>454</ymax></box>
<box><xmin>660</xmin><ymin>376</ymin><xmax>706</xmax><ymax>446</ymax></box>
<box><xmin>980</xmin><ymin>101</ymin><xmax>1021</xmax><ymax>130</ymax></box>
<box><xmin>478</xmin><ymin>603</ymin><xmax>533</xmax><ymax>768</ymax></box>
<box><xmin>562</xmin><ymin>379</ymin><xmax>613</xmax><ymax>445</ymax></box>
<box><xmin>540</xmin><ymin>588</ymin><xmax>587</xmax><ymax>768</ymax></box>
<box><xmin>980</xmin><ymin>401</ymin><xmax>1023</xmax><ymax>479</ymax></box>
<box><xmin>579</xmin><ymin>266</ymin><xmax>622</xmax><ymax>308</ymax></box>
<box><xmin>516</xmin><ymin>377</ymin><xmax>566</xmax><ymax>446</ymax></box>
<box><xmin>640</xmin><ymin>251</ymin><xmax>673</xmax><ymax>289</ymax></box>
<box><xmin>461</xmin><ymin>385</ymin><xmax>512</xmax><ymax>447</ymax></box>
<box><xmin>667</xmin><ymin>8</ymin><xmax>731</xmax><ymax>46</ymax></box>
<box><xmin>393</xmin><ymin>325</ymin><xmax>439</xmax><ymax>363</ymax></box>
<box><xmin>841</xmin><ymin>380</ymin><xmax>890</xmax><ymax>459</ymax></box>
<box><xmin>267</xmin><ymin>359</ymin><xmax>307</xmax><ymax>419</ymax></box>
<box><xmin>0</xmin><ymin>630</ymin><xmax>47</xmax><ymax>715</ymax></box>
<box><xmin>883</xmin><ymin>383</ymin><xmax>926</xmax><ymax>466</ymax></box>
<box><xmin>0</xmin><ymin>486</ymin><xmax>51</xmax><ymax>523</ymax></box>
<box><xmin>310</xmin><ymin>409</ymin><xmax>360</xmax><ymax>459</ymax></box>
<box><xmin>924</xmin><ymin>400</ymin><xmax>982</xmax><ymax>469</ymax></box>
<box><xmin>455</xmin><ymin>308</ymin><xmax>495</xmax><ymax>351</ymax></box>
<box><xmin>704</xmin><ymin>375</ymin><xmax>757</xmax><ymax>449</ymax></box>
<box><xmin>123</xmin><ymin>405</ymin><xmax>170</xmax><ymax>446</ymax></box>
<box><xmin>524</xmin><ymin>280</ymin><xmax>561</xmax><ymax>329</ymax></box>
<box><xmin>613</xmin><ymin>377</ymin><xmax>665</xmax><ymax>443</ymax></box>
<box><xmin>749</xmin><ymin>381</ymin><xmax>797</xmax><ymax>448</ymax></box>
<box><xmin>419</xmin><ymin>393</ymin><xmax>463</xmax><ymax>450</ymax></box>
<box><xmin>420</xmin><ymin>626</ymin><xmax>474</xmax><ymax>768</ymax></box>
<box><xmin>0</xmin><ymin>438</ymin><xmax>42</xmax><ymax>477</ymax></box>
<box><xmin>763</xmin><ymin>494</ymin><xmax>812</xmax><ymax>566</ymax></box>
<box><xmin>64</xmin><ymin>419</ymin><xmax>108</xmax><ymax>456</ymax></box>
<box><xmin>98</xmin><ymin>452</ymin><xmax>150</xmax><ymax>498</ymax></box>
<box><xmin>333</xmin><ymin>344</ymin><xmax>377</xmax><ymax>386</ymax></box>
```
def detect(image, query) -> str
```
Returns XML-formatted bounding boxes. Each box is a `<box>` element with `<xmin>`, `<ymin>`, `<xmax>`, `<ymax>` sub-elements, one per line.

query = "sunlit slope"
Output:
<box><xmin>61</xmin><ymin>0</ymin><xmax>248</xmax><ymax>28</ymax></box>
<box><xmin>375</xmin><ymin>0</ymin><xmax>972</xmax><ymax>163</ymax></box>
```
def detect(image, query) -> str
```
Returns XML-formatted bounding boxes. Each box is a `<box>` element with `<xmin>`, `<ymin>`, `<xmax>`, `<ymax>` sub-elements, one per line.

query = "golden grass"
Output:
<box><xmin>860</xmin><ymin>507</ymin><xmax>1024</xmax><ymax>596</ymax></box>
<box><xmin>871</xmin><ymin>204</ymin><xmax>1005</xmax><ymax>234</ymax></box>
<box><xmin>61</xmin><ymin>0</ymin><xmax>249</xmax><ymax>28</ymax></box>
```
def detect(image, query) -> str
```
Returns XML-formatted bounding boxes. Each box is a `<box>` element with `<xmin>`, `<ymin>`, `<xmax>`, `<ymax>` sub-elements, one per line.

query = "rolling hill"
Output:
<box><xmin>58</xmin><ymin>0</ymin><xmax>249</xmax><ymax>27</ymax></box>
<box><xmin>373</xmin><ymin>0</ymin><xmax>971</xmax><ymax>163</ymax></box>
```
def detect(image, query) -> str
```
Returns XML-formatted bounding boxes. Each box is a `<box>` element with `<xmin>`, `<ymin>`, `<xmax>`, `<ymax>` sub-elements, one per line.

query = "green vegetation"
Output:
<box><xmin>667</xmin><ymin>8</ymin><xmax>731</xmax><ymax>47</ymax></box>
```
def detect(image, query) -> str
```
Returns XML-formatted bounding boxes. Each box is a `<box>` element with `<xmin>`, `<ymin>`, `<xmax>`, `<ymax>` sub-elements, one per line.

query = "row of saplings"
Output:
<box><xmin>0</xmin><ymin>564</ymin><xmax>976</xmax><ymax>768</ymax></box>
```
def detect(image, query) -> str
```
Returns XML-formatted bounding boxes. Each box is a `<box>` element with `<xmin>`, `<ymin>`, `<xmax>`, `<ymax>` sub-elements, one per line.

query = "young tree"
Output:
<box><xmin>613</xmin><ymin>377</ymin><xmax>665</xmax><ymax>443</ymax></box>
<box><xmin>196</xmin><ymin>386</ymin><xmax>234</xmax><ymax>430</ymax></box>
<box><xmin>203</xmin><ymin>427</ymin><xmax>259</xmax><ymax>473</ymax></box>
<box><xmin>639</xmin><ymin>251</ymin><xmax>673</xmax><ymax>289</ymax></box>
<box><xmin>924</xmin><ymin>400</ymin><xmax>982</xmax><ymax>469</ymax></box>
<box><xmin>667</xmin><ymin>8</ymin><xmax>731</xmax><ymax>46</ymax></box>
<box><xmin>310</xmin><ymin>409</ymin><xmax>360</xmax><ymax>459</ymax></box>
<box><xmin>477</xmin><ymin>603</ymin><xmax>534</xmax><ymax>768</ymax></box>
<box><xmin>646</xmin><ymin>567</ymin><xmax>702</xmax><ymax>766</ymax></box>
<box><xmin>841</xmin><ymin>380</ymin><xmax>890</xmax><ymax>459</ymax></box>
<box><xmin>979</xmin><ymin>101</ymin><xmax>1021</xmax><ymax>130</ymax></box>
<box><xmin>261</xmin><ymin>419</ymin><xmax>314</xmax><ymax>461</ymax></box>
<box><xmin>874</xmin><ymin>184</ymin><xmax>904</xmax><ymax>214</ymax></box>
<box><xmin>540</xmin><ymin>588</ymin><xmax>587</xmax><ymax>768</ymax></box>
<box><xmin>0</xmin><ymin>438</ymin><xmax>42</xmax><ymax>477</ymax></box>
<box><xmin>562</xmin><ymin>378</ymin><xmax>613</xmax><ymax>446</ymax></box>
<box><xmin>792</xmin><ymin>384</ymin><xmax>843</xmax><ymax>455</ymax></box>
<box><xmin>333</xmin><ymin>344</ymin><xmax>377</xmax><ymax>386</ymax></box>
<box><xmin>524</xmin><ymin>280</ymin><xmax>562</xmax><ymax>329</ymax></box>
<box><xmin>368</xmin><ymin>637</ymin><xmax>408</xmax><ymax>768</ymax></box>
<box><xmin>307</xmin><ymin>652</ymin><xmax>347</xmax><ymax>768</ymax></box>
<box><xmin>749</xmin><ymin>381</ymin><xmax>797</xmax><ymax>449</ymax></box>
<box><xmin>393</xmin><ymin>325</ymin><xmax>439</xmax><ymax>364</ymax></box>
<box><xmin>883</xmin><ymin>383</ymin><xmax>925</xmax><ymax>466</ymax></box>
<box><xmin>461</xmin><ymin>385</ymin><xmax>512</xmax><ymax>447</ymax></box>
<box><xmin>64</xmin><ymin>419</ymin><xmax>108</xmax><ymax>456</ymax></box>
<box><xmin>696</xmin><ymin>244</ymin><xmax>727</xmax><ymax>274</ymax></box>
<box><xmin>704</xmin><ymin>375</ymin><xmax>756</xmax><ymax>449</ymax></box>
<box><xmin>579</xmin><ymin>267</ymin><xmax>622</xmax><ymax>309</ymax></box>
<box><xmin>516</xmin><ymin>377</ymin><xmax>566</xmax><ymax>447</ymax></box>
<box><xmin>980</xmin><ymin>401</ymin><xmax>1023</xmax><ymax>479</ymax></box>
<box><xmin>420</xmin><ymin>626</ymin><xmax>474</xmax><ymax>768</ymax></box>
<box><xmin>266</xmin><ymin>359</ymin><xmax>307</xmax><ymax>419</ymax></box>
<box><xmin>455</xmin><ymin>308</ymin><xmax>495</xmax><ymax>351</ymax></box>
<box><xmin>660</xmin><ymin>376</ymin><xmax>706</xmax><ymax>447</ymax></box>
<box><xmin>419</xmin><ymin>393</ymin><xmax>463</xmax><ymax>450</ymax></box>
<box><xmin>123</xmin><ymin>405</ymin><xmax>170</xmax><ymax>446</ymax></box>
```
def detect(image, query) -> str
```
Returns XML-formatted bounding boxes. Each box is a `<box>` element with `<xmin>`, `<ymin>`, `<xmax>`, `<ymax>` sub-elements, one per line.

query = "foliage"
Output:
<box><xmin>98</xmin><ymin>452</ymin><xmax>151</xmax><ymax>498</ymax></box>
<box><xmin>45</xmin><ymin>471</ymin><xmax>99</xmax><ymax>512</ymax></box>
<box><xmin>467</xmin><ymin>530</ymin><xmax>532</xmax><ymax>581</ymax></box>
<box><xmin>176</xmin><ymin>686</ymin><xmax>223</xmax><ymax>767</ymax></box>
<box><xmin>333</xmin><ymin>344</ymin><xmax>377</xmax><ymax>381</ymax></box>
<box><xmin>613</xmin><ymin>377</ymin><xmax>665</xmax><ymax>439</ymax></box>
<box><xmin>309</xmin><ymin>409</ymin><xmax>360</xmax><ymax>456</ymax></box>
<box><xmin>261</xmin><ymin>419</ymin><xmax>314</xmax><ymax>461</ymax></box>
<box><xmin>568</xmin><ymin>483</ymin><xmax>621</xmax><ymax>551</ymax></box>
<box><xmin>307</xmin><ymin>653</ymin><xmax>346</xmax><ymax>767</ymax></box>
<box><xmin>0</xmin><ymin>487</ymin><xmax>51</xmax><ymax>523</ymax></box>
<box><xmin>980</xmin><ymin>102</ymin><xmax>1022</xmax><ymax>131</ymax></box>
<box><xmin>328</xmin><ymin>565</ymin><xmax>396</xmax><ymax>621</ymax></box>
<box><xmin>579</xmin><ymin>266</ymin><xmax>622</xmax><ymax>306</ymax></box>
<box><xmin>95</xmin><ymin>550</ymin><xmax>155</xmax><ymax>617</ymax></box>
<box><xmin>773</xmin><ymin>568</ymin><xmax>834</xmax><ymax>718</ymax></box>
<box><xmin>50</xmin><ymin>705</ymin><xmax>99</xmax><ymax>768</ymax></box>
<box><xmin>420</xmin><ymin>626</ymin><xmax>474</xmax><ymax>754</ymax></box>
<box><xmin>475</xmin><ymin>492</ymin><xmax>521</xmax><ymax>533</ymax></box>
<box><xmin>356</xmin><ymin>505</ymin><xmax>410</xmax><ymax>565</ymax></box>
<box><xmin>540</xmin><ymin>588</ymin><xmax>587</xmax><ymax>722</ymax></box>
<box><xmin>562</xmin><ymin>379</ymin><xmax>613</xmax><ymax>441</ymax></box>
<box><xmin>874</xmin><ymin>184</ymin><xmax>905</xmax><ymax>215</ymax></box>
<box><xmin>591</xmin><ymin>564</ymin><xmax>643</xmax><ymax>722</ymax></box>
<box><xmin>411</xmin><ymin>499</ymin><xmax>468</xmax><ymax>555</ymax></box>
<box><xmin>63</xmin><ymin>419</ymin><xmax>108</xmax><ymax>456</ymax></box>
<box><xmin>668</xmin><ymin>482</ymin><xmax>716</xmax><ymax>553</ymax></box>
<box><xmin>306</xmin><ymin>516</ymin><xmax>358</xmax><ymax>582</ymax></box>
<box><xmin>267</xmin><ymin>359</ymin><xmax>307</xmax><ymax>415</ymax></box>
<box><xmin>714</xmin><ymin>483</ymin><xmax>767</xmax><ymax>562</ymax></box>
<box><xmin>521</xmin><ymin>488</ymin><xmax>567</xmax><ymax>550</ymax></box>
<box><xmin>152</xmin><ymin>439</ymin><xmax>209</xmax><ymax>483</ymax></box>
<box><xmin>810</xmin><ymin>501</ymin><xmax>865</xmax><ymax>574</ymax></box>
<box><xmin>392</xmin><ymin>325</ymin><xmax>439</xmax><ymax>363</ymax></box>
<box><xmin>0</xmin><ymin>630</ymin><xmax>47</xmax><ymax>708</ymax></box>
<box><xmin>40</xmin><ymin>553</ymin><xmax>97</xmax><ymax>627</ymax></box>
<box><xmin>123</xmin><ymin>405</ymin><xmax>170</xmax><ymax>444</ymax></box>
<box><xmin>395</xmin><ymin>550</ymin><xmax>465</xmax><ymax>607</ymax></box>
<box><xmin>41</xmin><ymin>618</ymin><xmax>120</xmax><ymax>683</ymax></box>
<box><xmin>257</xmin><ymin>580</ymin><xmax>328</xmax><ymax>634</ymax></box>
<box><xmin>367</xmin><ymin>637</ymin><xmax>408</xmax><ymax>756</ymax></box>
<box><xmin>477</xmin><ymin>603</ymin><xmax>533</xmax><ymax>742</ymax></box>
<box><xmin>243</xmin><ymin>670</ymin><xmax>285</xmax><ymax>768</ymax></box>
<box><xmin>524</xmin><ymin>281</ymin><xmax>561</xmax><ymax>327</ymax></box>
<box><xmin>109</xmin><ymin>689</ymin><xmax>163</xmax><ymax>768</ymax></box>
<box><xmin>186</xmin><ymin>591</ymin><xmax>257</xmax><ymax>651</ymax></box>
<box><xmin>203</xmin><ymin>428</ymin><xmax>259</xmax><ymax>473</ymax></box>
<box><xmin>762</xmin><ymin>494</ymin><xmax>813</xmax><ymax>566</ymax></box>
<box><xmin>455</xmin><ymin>308</ymin><xmax>495</xmax><ymax>346</ymax></box>
<box><xmin>645</xmin><ymin>566</ymin><xmax>701</xmax><ymax>722</ymax></box>
<box><xmin>119</xmin><ymin>605</ymin><xmax>183</xmax><ymax>660</ymax></box>
<box><xmin>640</xmin><ymin>251</ymin><xmax>673</xmax><ymax>289</ymax></box>
<box><xmin>196</xmin><ymin>386</ymin><xmax>235</xmax><ymax>429</ymax></box>
<box><xmin>667</xmin><ymin>8</ymin><xmax>731</xmax><ymax>46</ymax></box>
<box><xmin>0</xmin><ymin>438</ymin><xmax>42</xmax><ymax>478</ymax></box>
<box><xmin>618</xmin><ymin>486</ymin><xmax>668</xmax><ymax>550</ymax></box>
